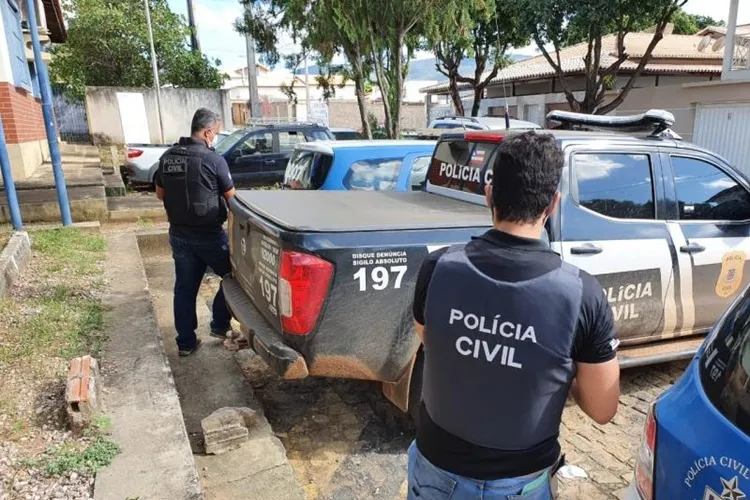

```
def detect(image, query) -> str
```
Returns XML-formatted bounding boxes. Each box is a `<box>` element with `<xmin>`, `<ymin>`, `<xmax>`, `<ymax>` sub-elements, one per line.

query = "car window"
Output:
<box><xmin>574</xmin><ymin>153</ymin><xmax>655</xmax><ymax>220</ymax></box>
<box><xmin>672</xmin><ymin>156</ymin><xmax>750</xmax><ymax>221</ymax></box>
<box><xmin>700</xmin><ymin>290</ymin><xmax>750</xmax><ymax>436</ymax></box>
<box><xmin>278</xmin><ymin>130</ymin><xmax>306</xmax><ymax>153</ymax></box>
<box><xmin>237</xmin><ymin>132</ymin><xmax>273</xmax><ymax>156</ymax></box>
<box><xmin>410</xmin><ymin>155</ymin><xmax>431</xmax><ymax>191</ymax></box>
<box><xmin>432</xmin><ymin>123</ymin><xmax>451</xmax><ymax>129</ymax></box>
<box><xmin>308</xmin><ymin>129</ymin><xmax>330</xmax><ymax>141</ymax></box>
<box><xmin>343</xmin><ymin>158</ymin><xmax>402</xmax><ymax>191</ymax></box>
<box><xmin>284</xmin><ymin>151</ymin><xmax>332</xmax><ymax>190</ymax></box>
<box><xmin>428</xmin><ymin>139</ymin><xmax>497</xmax><ymax>195</ymax></box>
<box><xmin>214</xmin><ymin>129</ymin><xmax>247</xmax><ymax>155</ymax></box>
<box><xmin>333</xmin><ymin>131</ymin><xmax>363</xmax><ymax>140</ymax></box>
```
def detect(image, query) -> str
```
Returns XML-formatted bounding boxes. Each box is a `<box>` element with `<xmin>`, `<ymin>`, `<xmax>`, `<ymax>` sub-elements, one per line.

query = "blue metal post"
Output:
<box><xmin>0</xmin><ymin>116</ymin><xmax>23</xmax><ymax>230</ymax></box>
<box><xmin>25</xmin><ymin>0</ymin><xmax>72</xmax><ymax>226</ymax></box>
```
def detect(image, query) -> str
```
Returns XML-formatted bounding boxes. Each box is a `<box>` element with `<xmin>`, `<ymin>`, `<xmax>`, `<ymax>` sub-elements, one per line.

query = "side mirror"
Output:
<box><xmin>230</xmin><ymin>149</ymin><xmax>242</xmax><ymax>160</ymax></box>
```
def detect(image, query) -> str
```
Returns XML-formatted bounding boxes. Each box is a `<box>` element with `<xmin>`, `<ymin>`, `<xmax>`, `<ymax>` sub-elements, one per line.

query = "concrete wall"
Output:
<box><xmin>328</xmin><ymin>100</ymin><xmax>425</xmax><ymax>131</ymax></box>
<box><xmin>609</xmin><ymin>80</ymin><xmax>750</xmax><ymax>143</ymax></box>
<box><xmin>85</xmin><ymin>87</ymin><xmax>233</xmax><ymax>145</ymax></box>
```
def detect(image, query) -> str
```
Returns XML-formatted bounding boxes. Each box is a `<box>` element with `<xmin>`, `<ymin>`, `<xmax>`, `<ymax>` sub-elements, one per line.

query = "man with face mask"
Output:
<box><xmin>155</xmin><ymin>108</ymin><xmax>236</xmax><ymax>356</ymax></box>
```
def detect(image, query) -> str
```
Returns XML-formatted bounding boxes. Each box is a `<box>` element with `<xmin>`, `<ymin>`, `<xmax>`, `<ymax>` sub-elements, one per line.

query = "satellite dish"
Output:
<box><xmin>713</xmin><ymin>37</ymin><xmax>726</xmax><ymax>52</ymax></box>
<box><xmin>698</xmin><ymin>36</ymin><xmax>711</xmax><ymax>52</ymax></box>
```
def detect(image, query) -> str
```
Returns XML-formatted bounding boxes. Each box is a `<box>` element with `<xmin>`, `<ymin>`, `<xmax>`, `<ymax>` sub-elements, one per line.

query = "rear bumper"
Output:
<box><xmin>222</xmin><ymin>277</ymin><xmax>309</xmax><ymax>379</ymax></box>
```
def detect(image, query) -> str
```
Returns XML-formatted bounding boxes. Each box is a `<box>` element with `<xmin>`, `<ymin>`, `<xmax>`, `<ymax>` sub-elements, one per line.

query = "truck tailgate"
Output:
<box><xmin>234</xmin><ymin>190</ymin><xmax>489</xmax><ymax>232</ymax></box>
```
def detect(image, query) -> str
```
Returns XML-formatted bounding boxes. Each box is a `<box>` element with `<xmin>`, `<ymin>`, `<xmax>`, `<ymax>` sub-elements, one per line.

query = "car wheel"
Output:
<box><xmin>408</xmin><ymin>349</ymin><xmax>424</xmax><ymax>426</ymax></box>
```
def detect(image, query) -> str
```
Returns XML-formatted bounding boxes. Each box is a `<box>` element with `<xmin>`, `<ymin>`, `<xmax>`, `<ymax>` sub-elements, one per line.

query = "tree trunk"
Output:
<box><xmin>391</xmin><ymin>33</ymin><xmax>406</xmax><ymax>139</ymax></box>
<box><xmin>448</xmin><ymin>75</ymin><xmax>464</xmax><ymax>116</ymax></box>
<box><xmin>370</xmin><ymin>37</ymin><xmax>393</xmax><ymax>138</ymax></box>
<box><xmin>354</xmin><ymin>74</ymin><xmax>371</xmax><ymax>139</ymax></box>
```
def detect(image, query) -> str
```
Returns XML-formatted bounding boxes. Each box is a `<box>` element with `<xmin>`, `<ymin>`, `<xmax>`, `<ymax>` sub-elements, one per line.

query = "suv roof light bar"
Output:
<box><xmin>546</xmin><ymin>109</ymin><xmax>676</xmax><ymax>136</ymax></box>
<box><xmin>441</xmin><ymin>116</ymin><xmax>480</xmax><ymax>123</ymax></box>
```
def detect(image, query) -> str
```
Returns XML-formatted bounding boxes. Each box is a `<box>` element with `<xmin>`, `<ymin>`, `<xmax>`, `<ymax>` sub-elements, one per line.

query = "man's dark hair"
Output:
<box><xmin>491</xmin><ymin>131</ymin><xmax>563</xmax><ymax>224</ymax></box>
<box><xmin>191</xmin><ymin>108</ymin><xmax>221</xmax><ymax>135</ymax></box>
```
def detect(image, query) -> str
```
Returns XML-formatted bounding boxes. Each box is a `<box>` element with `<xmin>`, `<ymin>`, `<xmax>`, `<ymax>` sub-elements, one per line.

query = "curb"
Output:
<box><xmin>0</xmin><ymin>231</ymin><xmax>31</xmax><ymax>298</ymax></box>
<box><xmin>135</xmin><ymin>229</ymin><xmax>170</xmax><ymax>257</ymax></box>
<box><xmin>94</xmin><ymin>233</ymin><xmax>202</xmax><ymax>500</ymax></box>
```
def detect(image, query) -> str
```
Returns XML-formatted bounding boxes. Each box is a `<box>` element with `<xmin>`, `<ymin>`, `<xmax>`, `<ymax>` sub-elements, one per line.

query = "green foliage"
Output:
<box><xmin>38</xmin><ymin>438</ymin><xmax>120</xmax><ymax>476</ymax></box>
<box><xmin>50</xmin><ymin>0</ymin><xmax>226</xmax><ymax>98</ymax></box>
<box><xmin>429</xmin><ymin>0</ymin><xmax>530</xmax><ymax>117</ymax></box>
<box><xmin>519</xmin><ymin>0</ymin><xmax>686</xmax><ymax>114</ymax></box>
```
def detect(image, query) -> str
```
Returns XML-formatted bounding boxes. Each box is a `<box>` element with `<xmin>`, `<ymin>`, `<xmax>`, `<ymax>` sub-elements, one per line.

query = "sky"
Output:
<box><xmin>166</xmin><ymin>0</ymin><xmax>743</xmax><ymax>74</ymax></box>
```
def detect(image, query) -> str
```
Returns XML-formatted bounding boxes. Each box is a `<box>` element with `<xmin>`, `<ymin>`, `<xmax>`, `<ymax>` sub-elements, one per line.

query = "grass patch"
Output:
<box><xmin>31</xmin><ymin>228</ymin><xmax>106</xmax><ymax>276</ymax></box>
<box><xmin>23</xmin><ymin>437</ymin><xmax>120</xmax><ymax>476</ymax></box>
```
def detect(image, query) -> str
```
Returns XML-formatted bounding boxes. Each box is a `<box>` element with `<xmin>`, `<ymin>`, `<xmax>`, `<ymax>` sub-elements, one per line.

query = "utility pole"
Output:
<box><xmin>144</xmin><ymin>0</ymin><xmax>165</xmax><ymax>143</ymax></box>
<box><xmin>24</xmin><ymin>0</ymin><xmax>71</xmax><ymax>226</ymax></box>
<box><xmin>244</xmin><ymin>3</ymin><xmax>261</xmax><ymax>119</ymax></box>
<box><xmin>186</xmin><ymin>0</ymin><xmax>201</xmax><ymax>53</ymax></box>
<box><xmin>304</xmin><ymin>55</ymin><xmax>310</xmax><ymax>122</ymax></box>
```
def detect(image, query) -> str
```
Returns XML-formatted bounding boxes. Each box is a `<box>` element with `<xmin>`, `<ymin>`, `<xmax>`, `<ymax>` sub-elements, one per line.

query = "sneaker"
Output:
<box><xmin>178</xmin><ymin>338</ymin><xmax>202</xmax><ymax>357</ymax></box>
<box><xmin>209</xmin><ymin>328</ymin><xmax>230</xmax><ymax>340</ymax></box>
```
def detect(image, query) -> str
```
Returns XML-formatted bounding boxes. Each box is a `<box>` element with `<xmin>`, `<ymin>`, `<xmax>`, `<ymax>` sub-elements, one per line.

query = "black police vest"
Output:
<box><xmin>159</xmin><ymin>143</ymin><xmax>225</xmax><ymax>229</ymax></box>
<box><xmin>422</xmin><ymin>245</ymin><xmax>583</xmax><ymax>450</ymax></box>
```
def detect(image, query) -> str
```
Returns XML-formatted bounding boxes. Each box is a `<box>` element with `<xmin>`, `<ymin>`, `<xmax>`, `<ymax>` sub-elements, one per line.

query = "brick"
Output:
<box><xmin>65</xmin><ymin>356</ymin><xmax>102</xmax><ymax>436</ymax></box>
<box><xmin>201</xmin><ymin>407</ymin><xmax>261</xmax><ymax>455</ymax></box>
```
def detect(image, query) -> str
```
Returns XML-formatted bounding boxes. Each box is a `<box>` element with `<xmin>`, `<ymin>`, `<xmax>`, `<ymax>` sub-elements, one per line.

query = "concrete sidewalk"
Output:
<box><xmin>95</xmin><ymin>232</ymin><xmax>202</xmax><ymax>500</ymax></box>
<box><xmin>140</xmin><ymin>236</ymin><xmax>304</xmax><ymax>500</ymax></box>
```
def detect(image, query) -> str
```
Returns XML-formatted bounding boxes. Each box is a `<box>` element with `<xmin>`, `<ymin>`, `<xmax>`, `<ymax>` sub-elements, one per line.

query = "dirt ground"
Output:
<box><xmin>0</xmin><ymin>228</ymin><xmax>115</xmax><ymax>500</ymax></box>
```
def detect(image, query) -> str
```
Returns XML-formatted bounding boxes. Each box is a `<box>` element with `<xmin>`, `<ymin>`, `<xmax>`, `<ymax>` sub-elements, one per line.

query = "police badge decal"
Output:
<box><xmin>703</xmin><ymin>475</ymin><xmax>746</xmax><ymax>500</ymax></box>
<box><xmin>716</xmin><ymin>251</ymin><xmax>746</xmax><ymax>299</ymax></box>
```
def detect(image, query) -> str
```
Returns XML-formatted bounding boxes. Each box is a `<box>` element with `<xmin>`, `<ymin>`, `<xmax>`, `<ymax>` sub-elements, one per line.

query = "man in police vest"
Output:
<box><xmin>410</xmin><ymin>131</ymin><xmax>620</xmax><ymax>499</ymax></box>
<box><xmin>155</xmin><ymin>108</ymin><xmax>236</xmax><ymax>356</ymax></box>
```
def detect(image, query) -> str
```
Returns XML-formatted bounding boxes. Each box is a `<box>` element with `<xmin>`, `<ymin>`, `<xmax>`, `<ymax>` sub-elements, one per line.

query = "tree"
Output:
<box><xmin>430</xmin><ymin>0</ymin><xmax>530</xmax><ymax>117</ymax></box>
<box><xmin>236</xmin><ymin>0</ymin><xmax>375</xmax><ymax>138</ymax></box>
<box><xmin>49</xmin><ymin>0</ymin><xmax>226</xmax><ymax>98</ymax></box>
<box><xmin>520</xmin><ymin>0</ymin><xmax>687</xmax><ymax>115</ymax></box>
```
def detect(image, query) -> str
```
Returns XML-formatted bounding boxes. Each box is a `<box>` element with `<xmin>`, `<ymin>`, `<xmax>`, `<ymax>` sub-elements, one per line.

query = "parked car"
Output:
<box><xmin>222</xmin><ymin>109</ymin><xmax>750</xmax><ymax>417</ymax></box>
<box><xmin>282</xmin><ymin>140</ymin><xmax>435</xmax><ymax>192</ymax></box>
<box><xmin>330</xmin><ymin>128</ymin><xmax>364</xmax><ymax>140</ymax></box>
<box><xmin>428</xmin><ymin>115</ymin><xmax>542</xmax><ymax>130</ymax></box>
<box><xmin>123</xmin><ymin>123</ymin><xmax>333</xmax><ymax>188</ymax></box>
<box><xmin>625</xmin><ymin>286</ymin><xmax>750</xmax><ymax>500</ymax></box>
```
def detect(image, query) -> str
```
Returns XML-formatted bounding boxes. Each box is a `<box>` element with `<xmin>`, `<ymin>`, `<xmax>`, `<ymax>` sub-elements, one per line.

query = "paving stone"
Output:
<box><xmin>202</xmin><ymin>407</ymin><xmax>261</xmax><ymax>455</ymax></box>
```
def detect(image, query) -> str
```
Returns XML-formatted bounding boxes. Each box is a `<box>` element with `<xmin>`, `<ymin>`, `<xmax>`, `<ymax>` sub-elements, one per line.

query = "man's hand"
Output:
<box><xmin>156</xmin><ymin>185</ymin><xmax>165</xmax><ymax>201</ymax></box>
<box><xmin>414</xmin><ymin>320</ymin><xmax>425</xmax><ymax>343</ymax></box>
<box><xmin>223</xmin><ymin>188</ymin><xmax>236</xmax><ymax>201</ymax></box>
<box><xmin>572</xmin><ymin>358</ymin><xmax>620</xmax><ymax>424</ymax></box>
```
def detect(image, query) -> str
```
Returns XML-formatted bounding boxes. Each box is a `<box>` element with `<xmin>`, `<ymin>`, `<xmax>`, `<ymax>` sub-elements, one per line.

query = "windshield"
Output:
<box><xmin>284</xmin><ymin>149</ymin><xmax>333</xmax><ymax>190</ymax></box>
<box><xmin>343</xmin><ymin>158</ymin><xmax>403</xmax><ymax>191</ymax></box>
<box><xmin>214</xmin><ymin>129</ymin><xmax>247</xmax><ymax>155</ymax></box>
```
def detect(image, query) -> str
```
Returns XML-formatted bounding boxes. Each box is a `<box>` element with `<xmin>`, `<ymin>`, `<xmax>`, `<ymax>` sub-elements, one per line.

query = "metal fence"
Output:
<box><xmin>52</xmin><ymin>85</ymin><xmax>92</xmax><ymax>144</ymax></box>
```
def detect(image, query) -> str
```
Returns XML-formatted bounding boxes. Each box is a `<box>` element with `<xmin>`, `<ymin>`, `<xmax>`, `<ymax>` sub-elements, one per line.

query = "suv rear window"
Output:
<box><xmin>284</xmin><ymin>150</ymin><xmax>333</xmax><ymax>190</ymax></box>
<box><xmin>428</xmin><ymin>138</ymin><xmax>497</xmax><ymax>195</ymax></box>
<box><xmin>700</xmin><ymin>290</ymin><xmax>750</xmax><ymax>435</ymax></box>
<box><xmin>343</xmin><ymin>158</ymin><xmax>402</xmax><ymax>191</ymax></box>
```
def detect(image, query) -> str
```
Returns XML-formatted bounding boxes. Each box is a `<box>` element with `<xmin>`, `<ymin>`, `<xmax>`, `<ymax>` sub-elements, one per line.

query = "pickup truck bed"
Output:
<box><xmin>235</xmin><ymin>191</ymin><xmax>489</xmax><ymax>232</ymax></box>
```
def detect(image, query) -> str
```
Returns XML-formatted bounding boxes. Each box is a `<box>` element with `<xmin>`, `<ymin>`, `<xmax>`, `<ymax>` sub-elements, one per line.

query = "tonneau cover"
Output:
<box><xmin>234</xmin><ymin>190</ymin><xmax>490</xmax><ymax>232</ymax></box>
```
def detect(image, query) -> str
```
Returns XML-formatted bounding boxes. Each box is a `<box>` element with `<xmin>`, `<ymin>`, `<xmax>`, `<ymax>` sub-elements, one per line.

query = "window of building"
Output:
<box><xmin>672</xmin><ymin>156</ymin><xmax>750</xmax><ymax>221</ymax></box>
<box><xmin>574</xmin><ymin>153</ymin><xmax>655</xmax><ymax>220</ymax></box>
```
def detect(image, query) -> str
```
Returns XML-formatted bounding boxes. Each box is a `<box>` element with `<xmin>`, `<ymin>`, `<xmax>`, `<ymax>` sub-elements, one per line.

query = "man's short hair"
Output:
<box><xmin>191</xmin><ymin>108</ymin><xmax>221</xmax><ymax>135</ymax></box>
<box><xmin>490</xmin><ymin>131</ymin><xmax>563</xmax><ymax>224</ymax></box>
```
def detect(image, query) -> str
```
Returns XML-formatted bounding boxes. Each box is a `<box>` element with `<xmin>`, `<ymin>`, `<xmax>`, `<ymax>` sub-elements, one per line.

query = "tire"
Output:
<box><xmin>408</xmin><ymin>349</ymin><xmax>424</xmax><ymax>426</ymax></box>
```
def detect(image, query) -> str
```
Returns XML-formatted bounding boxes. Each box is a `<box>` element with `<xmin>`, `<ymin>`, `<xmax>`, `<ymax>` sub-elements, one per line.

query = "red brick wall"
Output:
<box><xmin>0</xmin><ymin>82</ymin><xmax>45</xmax><ymax>145</ymax></box>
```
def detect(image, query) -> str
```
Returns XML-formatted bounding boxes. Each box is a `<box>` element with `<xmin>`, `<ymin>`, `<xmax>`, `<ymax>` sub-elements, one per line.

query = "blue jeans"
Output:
<box><xmin>169</xmin><ymin>231</ymin><xmax>232</xmax><ymax>350</ymax></box>
<box><xmin>407</xmin><ymin>442</ymin><xmax>557</xmax><ymax>500</ymax></box>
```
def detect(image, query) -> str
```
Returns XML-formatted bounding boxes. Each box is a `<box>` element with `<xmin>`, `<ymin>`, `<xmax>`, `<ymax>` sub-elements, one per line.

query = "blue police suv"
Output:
<box><xmin>626</xmin><ymin>286</ymin><xmax>750</xmax><ymax>499</ymax></box>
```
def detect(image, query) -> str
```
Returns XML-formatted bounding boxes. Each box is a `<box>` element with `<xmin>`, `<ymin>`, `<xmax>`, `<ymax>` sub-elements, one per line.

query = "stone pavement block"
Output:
<box><xmin>0</xmin><ymin>231</ymin><xmax>31</xmax><ymax>297</ymax></box>
<box><xmin>65</xmin><ymin>355</ymin><xmax>102</xmax><ymax>436</ymax></box>
<box><xmin>202</xmin><ymin>407</ymin><xmax>262</xmax><ymax>455</ymax></box>
<box><xmin>589</xmin><ymin>467</ymin><xmax>627</xmax><ymax>486</ymax></box>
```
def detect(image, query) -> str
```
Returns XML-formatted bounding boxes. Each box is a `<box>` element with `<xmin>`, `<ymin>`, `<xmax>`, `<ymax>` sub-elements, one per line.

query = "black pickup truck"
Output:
<box><xmin>223</xmin><ymin>110</ymin><xmax>750</xmax><ymax>416</ymax></box>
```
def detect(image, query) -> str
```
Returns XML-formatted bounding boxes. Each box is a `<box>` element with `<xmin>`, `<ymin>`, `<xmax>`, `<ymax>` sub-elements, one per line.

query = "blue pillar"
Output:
<box><xmin>25</xmin><ymin>0</ymin><xmax>72</xmax><ymax>226</ymax></box>
<box><xmin>0</xmin><ymin>116</ymin><xmax>23</xmax><ymax>230</ymax></box>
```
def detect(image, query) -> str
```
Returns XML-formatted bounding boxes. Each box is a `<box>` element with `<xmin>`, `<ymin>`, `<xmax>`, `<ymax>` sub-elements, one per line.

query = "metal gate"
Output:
<box><xmin>693</xmin><ymin>103</ymin><xmax>750</xmax><ymax>176</ymax></box>
<box><xmin>51</xmin><ymin>85</ymin><xmax>92</xmax><ymax>144</ymax></box>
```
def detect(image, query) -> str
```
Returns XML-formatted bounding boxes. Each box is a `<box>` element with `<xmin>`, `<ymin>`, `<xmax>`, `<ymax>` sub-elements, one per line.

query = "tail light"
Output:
<box><xmin>278</xmin><ymin>250</ymin><xmax>333</xmax><ymax>335</ymax></box>
<box><xmin>127</xmin><ymin>148</ymin><xmax>143</xmax><ymax>159</ymax></box>
<box><xmin>635</xmin><ymin>404</ymin><xmax>657</xmax><ymax>500</ymax></box>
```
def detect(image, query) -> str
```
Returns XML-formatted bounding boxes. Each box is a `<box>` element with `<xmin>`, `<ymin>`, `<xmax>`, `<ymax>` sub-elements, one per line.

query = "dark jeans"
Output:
<box><xmin>169</xmin><ymin>231</ymin><xmax>232</xmax><ymax>350</ymax></box>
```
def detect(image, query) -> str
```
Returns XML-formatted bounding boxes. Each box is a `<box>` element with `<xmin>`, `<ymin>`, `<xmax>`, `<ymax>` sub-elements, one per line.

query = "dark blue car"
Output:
<box><xmin>282</xmin><ymin>140</ymin><xmax>437</xmax><ymax>191</ymax></box>
<box><xmin>627</xmin><ymin>287</ymin><xmax>750</xmax><ymax>499</ymax></box>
